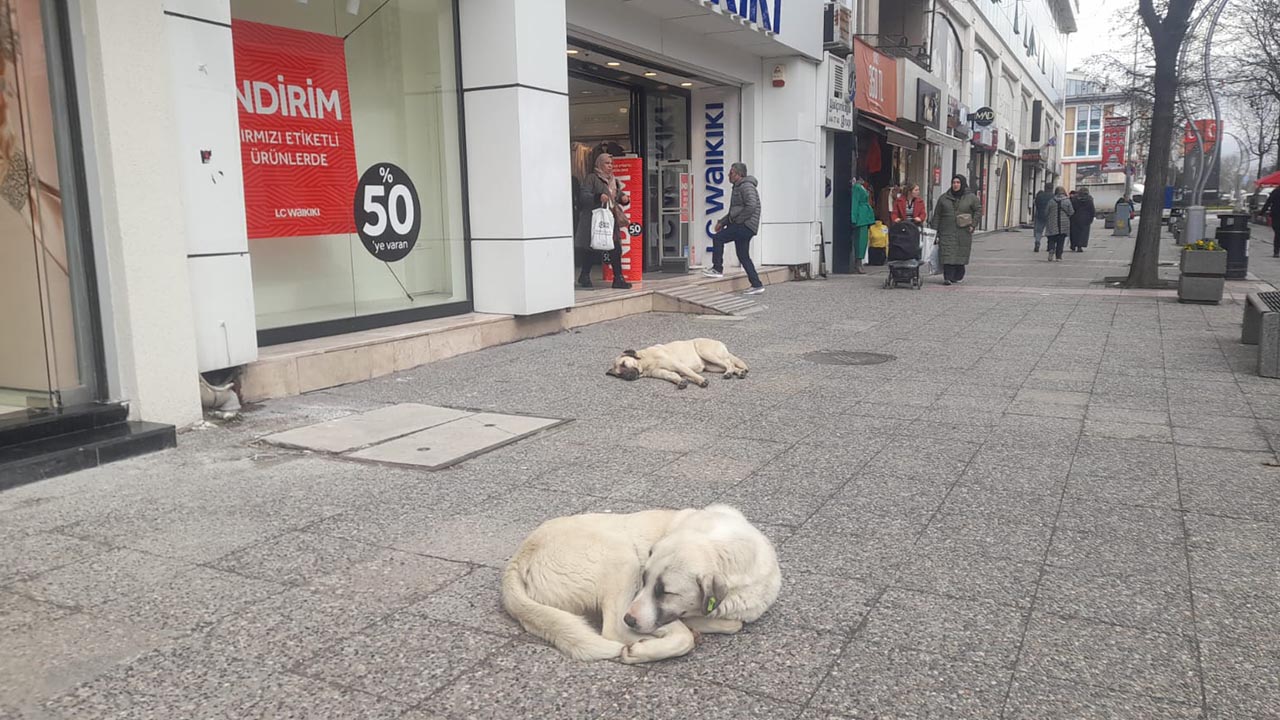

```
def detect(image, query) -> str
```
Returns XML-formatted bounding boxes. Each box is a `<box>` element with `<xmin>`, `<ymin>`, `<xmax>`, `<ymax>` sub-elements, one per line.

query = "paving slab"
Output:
<box><xmin>348</xmin><ymin>412</ymin><xmax>564</xmax><ymax>469</ymax></box>
<box><xmin>263</xmin><ymin>403</ymin><xmax>471</xmax><ymax>453</ymax></box>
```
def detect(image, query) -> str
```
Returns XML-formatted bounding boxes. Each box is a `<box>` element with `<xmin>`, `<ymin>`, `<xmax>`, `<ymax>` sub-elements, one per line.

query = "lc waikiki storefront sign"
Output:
<box><xmin>701</xmin><ymin>0</ymin><xmax>785</xmax><ymax>34</ymax></box>
<box><xmin>693</xmin><ymin>88</ymin><xmax>741</xmax><ymax>267</ymax></box>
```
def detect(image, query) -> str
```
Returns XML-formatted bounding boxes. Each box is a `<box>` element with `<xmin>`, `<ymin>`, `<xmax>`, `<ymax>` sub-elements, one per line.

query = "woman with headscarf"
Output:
<box><xmin>1043</xmin><ymin>186</ymin><xmax>1074</xmax><ymax>261</ymax></box>
<box><xmin>572</xmin><ymin>153</ymin><xmax>632</xmax><ymax>289</ymax></box>
<box><xmin>1069</xmin><ymin>186</ymin><xmax>1096</xmax><ymax>251</ymax></box>
<box><xmin>929</xmin><ymin>175</ymin><xmax>983</xmax><ymax>285</ymax></box>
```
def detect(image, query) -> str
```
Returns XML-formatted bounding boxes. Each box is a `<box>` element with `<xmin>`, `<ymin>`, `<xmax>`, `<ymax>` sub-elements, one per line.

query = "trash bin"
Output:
<box><xmin>1215</xmin><ymin>213</ymin><xmax>1252</xmax><ymax>280</ymax></box>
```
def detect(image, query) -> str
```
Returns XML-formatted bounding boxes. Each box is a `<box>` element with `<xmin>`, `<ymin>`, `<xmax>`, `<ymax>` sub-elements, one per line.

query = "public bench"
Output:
<box><xmin>1242</xmin><ymin>291</ymin><xmax>1280</xmax><ymax>378</ymax></box>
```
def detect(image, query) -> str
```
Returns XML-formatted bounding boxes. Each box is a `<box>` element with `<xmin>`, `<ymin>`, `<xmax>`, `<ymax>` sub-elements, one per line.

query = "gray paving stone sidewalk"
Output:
<box><xmin>3</xmin><ymin>223</ymin><xmax>1279</xmax><ymax>719</ymax></box>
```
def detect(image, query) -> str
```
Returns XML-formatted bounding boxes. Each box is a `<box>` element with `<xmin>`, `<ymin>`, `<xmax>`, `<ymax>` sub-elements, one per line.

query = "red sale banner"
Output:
<box><xmin>233</xmin><ymin>20</ymin><xmax>358</xmax><ymax>239</ymax></box>
<box><xmin>1183</xmin><ymin>119</ymin><xmax>1218</xmax><ymax>155</ymax></box>
<box><xmin>603</xmin><ymin>156</ymin><xmax>644</xmax><ymax>286</ymax></box>
<box><xmin>1101</xmin><ymin>116</ymin><xmax>1129</xmax><ymax>172</ymax></box>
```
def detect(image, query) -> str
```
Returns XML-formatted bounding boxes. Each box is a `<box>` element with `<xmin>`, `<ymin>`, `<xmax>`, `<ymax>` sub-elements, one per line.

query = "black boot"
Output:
<box><xmin>611</xmin><ymin>278</ymin><xmax>633</xmax><ymax>289</ymax></box>
<box><xmin>577</xmin><ymin>274</ymin><xmax>592</xmax><ymax>288</ymax></box>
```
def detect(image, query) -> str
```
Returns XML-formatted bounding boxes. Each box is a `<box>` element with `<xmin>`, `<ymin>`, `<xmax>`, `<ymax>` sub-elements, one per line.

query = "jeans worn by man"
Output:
<box><xmin>710</xmin><ymin>223</ymin><xmax>762</xmax><ymax>290</ymax></box>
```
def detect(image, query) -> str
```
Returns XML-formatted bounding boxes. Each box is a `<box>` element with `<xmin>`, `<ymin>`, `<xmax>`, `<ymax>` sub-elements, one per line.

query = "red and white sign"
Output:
<box><xmin>603</xmin><ymin>156</ymin><xmax>644</xmax><ymax>286</ymax></box>
<box><xmin>233</xmin><ymin>20</ymin><xmax>358</xmax><ymax>239</ymax></box>
<box><xmin>853</xmin><ymin>39</ymin><xmax>898</xmax><ymax>123</ymax></box>
<box><xmin>1101</xmin><ymin>116</ymin><xmax>1129</xmax><ymax>172</ymax></box>
<box><xmin>1183</xmin><ymin>119</ymin><xmax>1218</xmax><ymax>155</ymax></box>
<box><xmin>679</xmin><ymin>172</ymin><xmax>692</xmax><ymax>223</ymax></box>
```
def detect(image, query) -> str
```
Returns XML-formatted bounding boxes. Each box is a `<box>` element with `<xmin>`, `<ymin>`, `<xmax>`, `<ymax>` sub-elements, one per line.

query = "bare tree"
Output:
<box><xmin>1127</xmin><ymin>0</ymin><xmax>1201</xmax><ymax>288</ymax></box>
<box><xmin>1228</xmin><ymin>93</ymin><xmax>1280</xmax><ymax>179</ymax></box>
<box><xmin>1224</xmin><ymin>0</ymin><xmax>1280</xmax><ymax>171</ymax></box>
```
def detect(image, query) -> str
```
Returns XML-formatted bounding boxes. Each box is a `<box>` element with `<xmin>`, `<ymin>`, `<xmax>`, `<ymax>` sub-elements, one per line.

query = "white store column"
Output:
<box><xmin>75</xmin><ymin>0</ymin><xmax>202</xmax><ymax>427</ymax></box>
<box><xmin>759</xmin><ymin>56</ymin><xmax>818</xmax><ymax>266</ymax></box>
<box><xmin>459</xmin><ymin>0</ymin><xmax>574</xmax><ymax>316</ymax></box>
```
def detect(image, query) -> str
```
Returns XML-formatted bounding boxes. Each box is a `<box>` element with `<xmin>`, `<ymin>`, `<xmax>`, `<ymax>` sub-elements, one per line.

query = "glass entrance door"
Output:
<box><xmin>0</xmin><ymin>0</ymin><xmax>90</xmax><ymax>416</ymax></box>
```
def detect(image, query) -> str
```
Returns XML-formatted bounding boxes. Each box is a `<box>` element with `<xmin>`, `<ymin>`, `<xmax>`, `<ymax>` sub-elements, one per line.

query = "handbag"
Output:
<box><xmin>956</xmin><ymin>212</ymin><xmax>973</xmax><ymax>229</ymax></box>
<box><xmin>590</xmin><ymin>204</ymin><xmax>616</xmax><ymax>251</ymax></box>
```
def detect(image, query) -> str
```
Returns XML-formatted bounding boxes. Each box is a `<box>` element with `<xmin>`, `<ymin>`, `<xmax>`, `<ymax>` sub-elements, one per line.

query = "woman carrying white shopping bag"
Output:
<box><xmin>573</xmin><ymin>153</ymin><xmax>632</xmax><ymax>289</ymax></box>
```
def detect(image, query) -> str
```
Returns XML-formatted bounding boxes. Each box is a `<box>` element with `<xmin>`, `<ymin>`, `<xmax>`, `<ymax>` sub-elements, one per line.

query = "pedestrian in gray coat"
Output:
<box><xmin>1043</xmin><ymin>186</ymin><xmax>1074</xmax><ymax>261</ymax></box>
<box><xmin>702</xmin><ymin>162</ymin><xmax>764</xmax><ymax>294</ymax></box>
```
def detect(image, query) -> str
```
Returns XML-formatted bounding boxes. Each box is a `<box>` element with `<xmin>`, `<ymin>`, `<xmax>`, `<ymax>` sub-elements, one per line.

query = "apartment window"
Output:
<box><xmin>931</xmin><ymin>16</ymin><xmax>963</xmax><ymax>94</ymax></box>
<box><xmin>1065</xmin><ymin>105</ymin><xmax>1103</xmax><ymax>158</ymax></box>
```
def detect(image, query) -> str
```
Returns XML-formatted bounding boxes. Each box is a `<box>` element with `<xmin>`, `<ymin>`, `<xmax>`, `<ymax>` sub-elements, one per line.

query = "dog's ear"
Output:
<box><xmin>605</xmin><ymin>367</ymin><xmax>619</xmax><ymax>377</ymax></box>
<box><xmin>622</xmin><ymin>349</ymin><xmax>639</xmax><ymax>358</ymax></box>
<box><xmin>698</xmin><ymin>574</ymin><xmax>727</xmax><ymax>616</ymax></box>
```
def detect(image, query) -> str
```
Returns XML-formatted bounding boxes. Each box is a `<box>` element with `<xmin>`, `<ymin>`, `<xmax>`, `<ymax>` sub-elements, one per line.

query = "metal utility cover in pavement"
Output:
<box><xmin>262</xmin><ymin>404</ymin><xmax>565</xmax><ymax>469</ymax></box>
<box><xmin>349</xmin><ymin>412</ymin><xmax>562</xmax><ymax>470</ymax></box>
<box><xmin>802</xmin><ymin>350</ymin><xmax>897</xmax><ymax>366</ymax></box>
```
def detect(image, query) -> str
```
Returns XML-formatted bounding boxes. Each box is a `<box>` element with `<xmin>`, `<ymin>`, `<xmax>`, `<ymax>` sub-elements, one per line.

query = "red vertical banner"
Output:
<box><xmin>1101</xmin><ymin>116</ymin><xmax>1129</xmax><ymax>172</ymax></box>
<box><xmin>232</xmin><ymin>20</ymin><xmax>358</xmax><ymax>239</ymax></box>
<box><xmin>1183</xmin><ymin>119</ymin><xmax>1218</xmax><ymax>154</ymax></box>
<box><xmin>604</xmin><ymin>157</ymin><xmax>644</xmax><ymax>286</ymax></box>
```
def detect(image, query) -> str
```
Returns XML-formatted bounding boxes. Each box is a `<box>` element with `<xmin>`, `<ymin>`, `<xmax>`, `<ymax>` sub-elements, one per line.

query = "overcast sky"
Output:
<box><xmin>1066</xmin><ymin>0</ymin><xmax>1126</xmax><ymax>71</ymax></box>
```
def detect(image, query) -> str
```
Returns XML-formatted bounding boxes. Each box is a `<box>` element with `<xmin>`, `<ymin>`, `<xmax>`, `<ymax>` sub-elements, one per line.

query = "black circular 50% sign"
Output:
<box><xmin>354</xmin><ymin>163</ymin><xmax>421</xmax><ymax>262</ymax></box>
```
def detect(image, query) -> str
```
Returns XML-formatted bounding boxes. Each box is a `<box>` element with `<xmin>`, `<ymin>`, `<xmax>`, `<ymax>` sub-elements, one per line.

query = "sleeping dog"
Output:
<box><xmin>606</xmin><ymin>338</ymin><xmax>748</xmax><ymax>389</ymax></box>
<box><xmin>502</xmin><ymin>504</ymin><xmax>781</xmax><ymax>663</ymax></box>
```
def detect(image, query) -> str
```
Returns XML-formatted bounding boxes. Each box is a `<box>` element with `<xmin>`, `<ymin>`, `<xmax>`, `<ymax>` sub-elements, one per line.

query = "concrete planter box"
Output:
<box><xmin>1179</xmin><ymin>250</ymin><xmax>1227</xmax><ymax>276</ymax></box>
<box><xmin>1178</xmin><ymin>274</ymin><xmax>1225</xmax><ymax>304</ymax></box>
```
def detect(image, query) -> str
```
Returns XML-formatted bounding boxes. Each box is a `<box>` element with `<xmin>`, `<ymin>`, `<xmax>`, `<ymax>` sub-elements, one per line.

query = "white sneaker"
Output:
<box><xmin>744</xmin><ymin>286</ymin><xmax>764</xmax><ymax>296</ymax></box>
<box><xmin>702</xmin><ymin>269</ymin><xmax>724</xmax><ymax>278</ymax></box>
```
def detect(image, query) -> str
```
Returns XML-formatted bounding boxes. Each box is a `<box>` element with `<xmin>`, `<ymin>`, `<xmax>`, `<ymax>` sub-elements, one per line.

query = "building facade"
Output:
<box><xmin>1</xmin><ymin>0</ymin><xmax>1073</xmax><ymax>477</ymax></box>
<box><xmin>1060</xmin><ymin>71</ymin><xmax>1135</xmax><ymax>220</ymax></box>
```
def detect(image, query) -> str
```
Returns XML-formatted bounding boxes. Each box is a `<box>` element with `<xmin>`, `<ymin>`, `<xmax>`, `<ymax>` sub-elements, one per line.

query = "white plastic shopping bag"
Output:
<box><xmin>590</xmin><ymin>207</ymin><xmax>616</xmax><ymax>251</ymax></box>
<box><xmin>921</xmin><ymin>228</ymin><xmax>941</xmax><ymax>275</ymax></box>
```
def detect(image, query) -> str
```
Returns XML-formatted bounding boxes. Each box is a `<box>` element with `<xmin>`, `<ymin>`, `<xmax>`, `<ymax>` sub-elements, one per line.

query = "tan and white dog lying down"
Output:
<box><xmin>605</xmin><ymin>338</ymin><xmax>749</xmax><ymax>389</ymax></box>
<box><xmin>501</xmin><ymin>504</ymin><xmax>781</xmax><ymax>664</ymax></box>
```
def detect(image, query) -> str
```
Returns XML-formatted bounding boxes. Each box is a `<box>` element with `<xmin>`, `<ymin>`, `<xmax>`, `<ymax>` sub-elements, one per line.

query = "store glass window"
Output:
<box><xmin>231</xmin><ymin>0</ymin><xmax>467</xmax><ymax>335</ymax></box>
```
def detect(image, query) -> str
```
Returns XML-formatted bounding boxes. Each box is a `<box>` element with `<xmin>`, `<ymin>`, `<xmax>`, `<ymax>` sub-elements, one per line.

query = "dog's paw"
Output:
<box><xmin>620</xmin><ymin>641</ymin><xmax>652</xmax><ymax>664</ymax></box>
<box><xmin>722</xmin><ymin>372</ymin><xmax>735</xmax><ymax>380</ymax></box>
<box><xmin>698</xmin><ymin>379</ymin><xmax>710</xmax><ymax>388</ymax></box>
<box><xmin>676</xmin><ymin>380</ymin><xmax>689</xmax><ymax>390</ymax></box>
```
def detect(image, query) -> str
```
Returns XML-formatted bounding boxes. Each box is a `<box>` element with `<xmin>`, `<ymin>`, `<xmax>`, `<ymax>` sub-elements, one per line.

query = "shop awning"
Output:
<box><xmin>884</xmin><ymin>125</ymin><xmax>920</xmax><ymax>151</ymax></box>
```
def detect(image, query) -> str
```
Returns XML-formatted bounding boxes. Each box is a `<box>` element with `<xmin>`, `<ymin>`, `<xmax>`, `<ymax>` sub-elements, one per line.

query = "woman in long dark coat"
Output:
<box><xmin>1069</xmin><ymin>187</ymin><xmax>1096</xmax><ymax>252</ymax></box>
<box><xmin>929</xmin><ymin>175</ymin><xmax>982</xmax><ymax>285</ymax></box>
<box><xmin>573</xmin><ymin>153</ymin><xmax>632</xmax><ymax>289</ymax></box>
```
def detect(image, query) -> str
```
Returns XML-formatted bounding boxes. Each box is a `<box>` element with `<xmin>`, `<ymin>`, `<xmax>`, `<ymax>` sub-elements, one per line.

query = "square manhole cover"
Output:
<box><xmin>263</xmin><ymin>404</ymin><xmax>566</xmax><ymax>470</ymax></box>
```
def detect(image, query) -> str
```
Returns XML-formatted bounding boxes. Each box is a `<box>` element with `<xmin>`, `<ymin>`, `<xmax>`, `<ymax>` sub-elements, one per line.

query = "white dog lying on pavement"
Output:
<box><xmin>501</xmin><ymin>504</ymin><xmax>780</xmax><ymax>663</ymax></box>
<box><xmin>606</xmin><ymin>338</ymin><xmax>749</xmax><ymax>389</ymax></box>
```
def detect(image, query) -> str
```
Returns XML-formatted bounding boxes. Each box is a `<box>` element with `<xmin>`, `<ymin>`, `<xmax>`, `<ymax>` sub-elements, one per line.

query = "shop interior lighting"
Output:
<box><xmin>607</xmin><ymin>61</ymin><xmax>621</xmax><ymax>67</ymax></box>
<box><xmin>680</xmin><ymin>82</ymin><xmax>693</xmax><ymax>87</ymax></box>
<box><xmin>644</xmin><ymin>71</ymin><xmax>657</xmax><ymax>77</ymax></box>
<box><xmin>567</xmin><ymin>49</ymin><xmax>579</xmax><ymax>55</ymax></box>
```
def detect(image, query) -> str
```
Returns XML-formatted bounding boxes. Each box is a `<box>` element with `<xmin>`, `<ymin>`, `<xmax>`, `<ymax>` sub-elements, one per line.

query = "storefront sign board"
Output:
<box><xmin>853</xmin><ymin>39</ymin><xmax>897</xmax><ymax>123</ymax></box>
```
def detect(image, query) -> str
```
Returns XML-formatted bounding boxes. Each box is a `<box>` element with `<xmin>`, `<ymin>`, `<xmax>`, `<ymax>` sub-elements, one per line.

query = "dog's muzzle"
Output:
<box><xmin>619</xmin><ymin>368</ymin><xmax>640</xmax><ymax>381</ymax></box>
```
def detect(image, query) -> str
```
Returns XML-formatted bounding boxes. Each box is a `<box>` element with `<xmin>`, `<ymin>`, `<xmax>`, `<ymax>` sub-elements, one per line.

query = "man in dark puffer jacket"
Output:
<box><xmin>702</xmin><ymin>163</ymin><xmax>764</xmax><ymax>295</ymax></box>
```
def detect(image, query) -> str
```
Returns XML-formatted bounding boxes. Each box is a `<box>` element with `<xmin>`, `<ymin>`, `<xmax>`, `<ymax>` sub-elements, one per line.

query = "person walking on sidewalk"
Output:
<box><xmin>850</xmin><ymin>179</ymin><xmax>876</xmax><ymax>274</ymax></box>
<box><xmin>574</xmin><ymin>153</ymin><xmax>632</xmax><ymax>290</ymax></box>
<box><xmin>929</xmin><ymin>175</ymin><xmax>982</xmax><ymax>285</ymax></box>
<box><xmin>1262</xmin><ymin>190</ymin><xmax>1280</xmax><ymax>257</ymax></box>
<box><xmin>702</xmin><ymin>163</ymin><xmax>765</xmax><ymax>295</ymax></box>
<box><xmin>1033</xmin><ymin>182</ymin><xmax>1054</xmax><ymax>252</ymax></box>
<box><xmin>1043</xmin><ymin>186</ymin><xmax>1074</xmax><ymax>261</ymax></box>
<box><xmin>1069</xmin><ymin>186</ymin><xmax>1096</xmax><ymax>252</ymax></box>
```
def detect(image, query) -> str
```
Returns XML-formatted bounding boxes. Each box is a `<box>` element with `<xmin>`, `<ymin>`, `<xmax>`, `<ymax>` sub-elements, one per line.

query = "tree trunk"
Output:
<box><xmin>1126</xmin><ymin>38</ymin><xmax>1182</xmax><ymax>287</ymax></box>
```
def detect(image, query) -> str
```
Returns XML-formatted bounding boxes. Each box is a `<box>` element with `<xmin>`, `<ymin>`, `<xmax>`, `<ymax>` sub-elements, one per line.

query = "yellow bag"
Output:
<box><xmin>868</xmin><ymin>221</ymin><xmax>889</xmax><ymax>248</ymax></box>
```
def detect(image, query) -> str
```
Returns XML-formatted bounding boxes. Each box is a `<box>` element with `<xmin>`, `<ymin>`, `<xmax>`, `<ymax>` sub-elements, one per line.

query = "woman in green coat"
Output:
<box><xmin>929</xmin><ymin>175</ymin><xmax>983</xmax><ymax>285</ymax></box>
<box><xmin>850</xmin><ymin>180</ymin><xmax>876</xmax><ymax>274</ymax></box>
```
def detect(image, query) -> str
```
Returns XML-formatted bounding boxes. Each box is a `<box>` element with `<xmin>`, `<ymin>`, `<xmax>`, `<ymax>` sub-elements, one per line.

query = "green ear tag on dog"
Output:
<box><xmin>706</xmin><ymin>596</ymin><xmax>718</xmax><ymax>613</ymax></box>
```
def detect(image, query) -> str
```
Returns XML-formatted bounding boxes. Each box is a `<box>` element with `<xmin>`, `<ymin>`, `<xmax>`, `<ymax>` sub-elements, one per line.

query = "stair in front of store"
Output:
<box><xmin>653</xmin><ymin>285</ymin><xmax>764</xmax><ymax>316</ymax></box>
<box><xmin>0</xmin><ymin>403</ymin><xmax>176</xmax><ymax>491</ymax></box>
